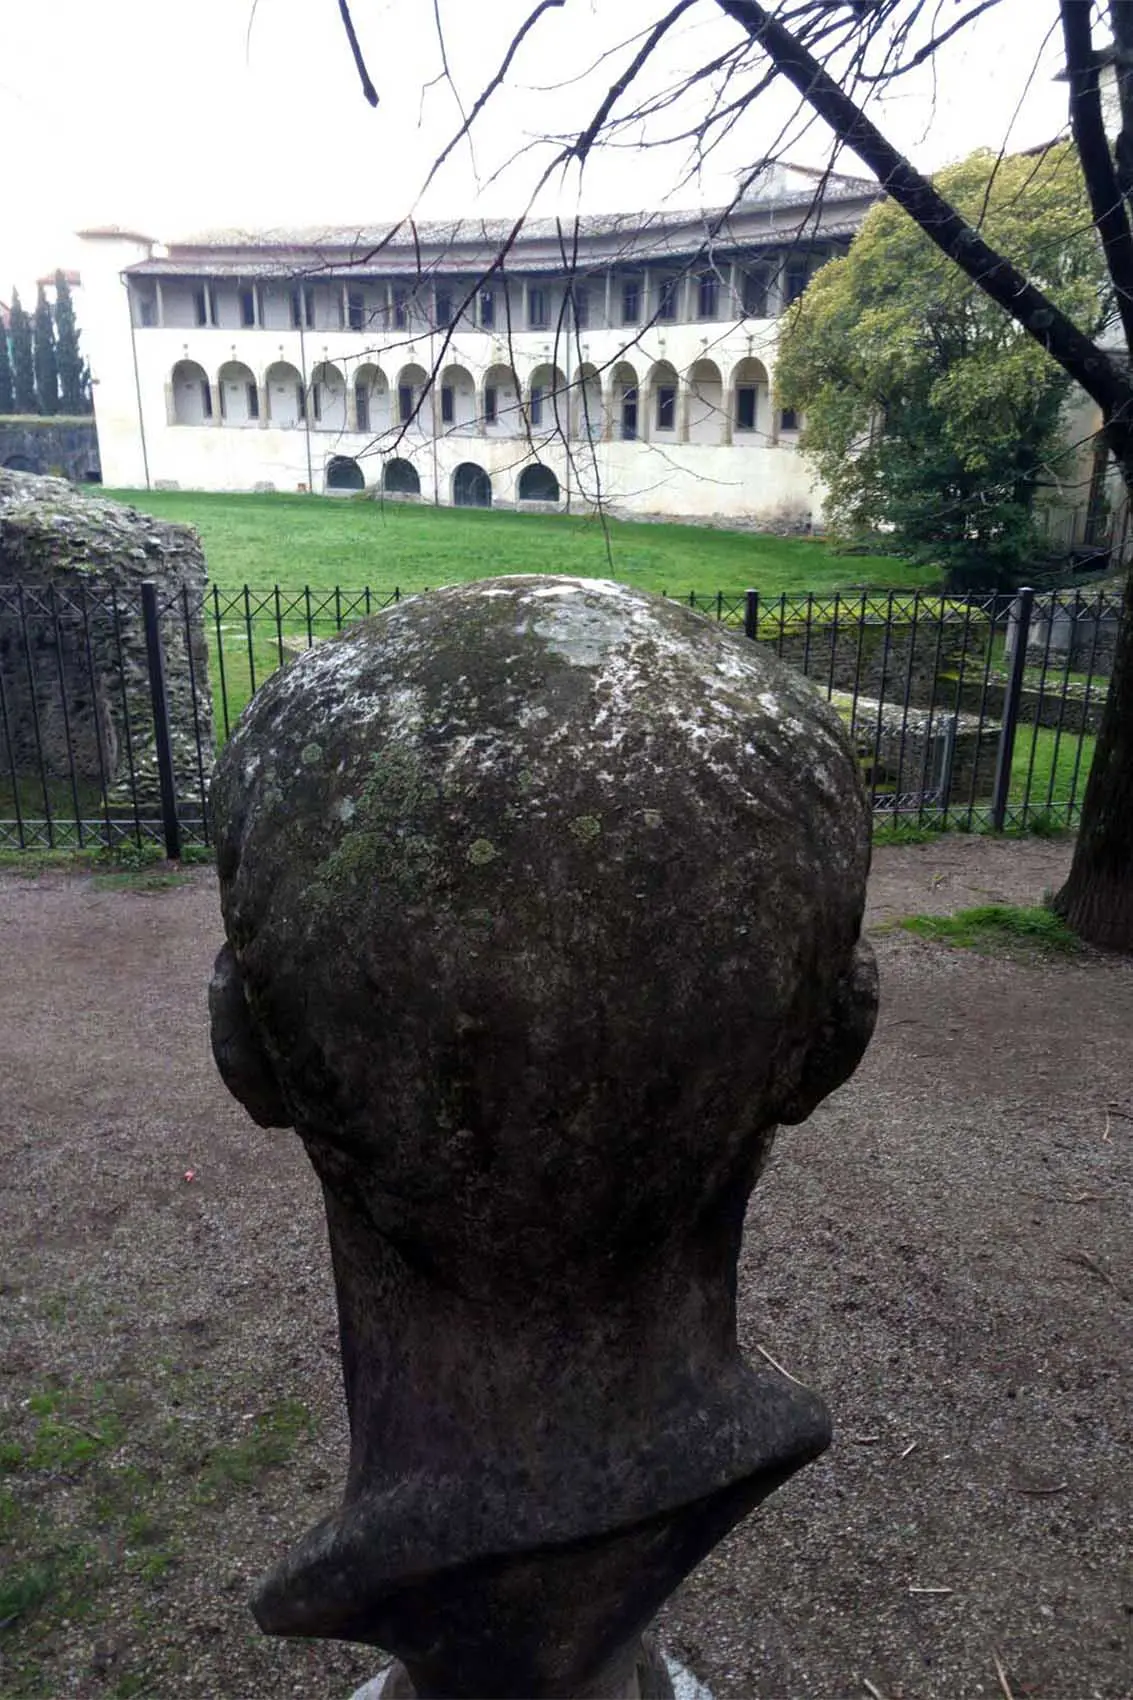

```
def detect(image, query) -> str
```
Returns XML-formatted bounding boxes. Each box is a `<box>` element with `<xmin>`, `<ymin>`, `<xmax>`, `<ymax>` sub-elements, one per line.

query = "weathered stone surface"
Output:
<box><xmin>210</xmin><ymin>576</ymin><xmax>878</xmax><ymax>1699</ymax></box>
<box><xmin>0</xmin><ymin>469</ymin><xmax>212</xmax><ymax>815</ymax></box>
<box><xmin>0</xmin><ymin>418</ymin><xmax>100</xmax><ymax>484</ymax></box>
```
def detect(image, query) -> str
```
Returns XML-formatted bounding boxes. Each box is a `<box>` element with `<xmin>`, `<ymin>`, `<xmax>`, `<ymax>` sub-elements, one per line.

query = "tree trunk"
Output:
<box><xmin>1052</xmin><ymin>450</ymin><xmax>1133</xmax><ymax>949</ymax></box>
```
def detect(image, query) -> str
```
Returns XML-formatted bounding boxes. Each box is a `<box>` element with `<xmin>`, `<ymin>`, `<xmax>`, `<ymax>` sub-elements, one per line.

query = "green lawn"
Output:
<box><xmin>103</xmin><ymin>489</ymin><xmax>934</xmax><ymax>598</ymax></box>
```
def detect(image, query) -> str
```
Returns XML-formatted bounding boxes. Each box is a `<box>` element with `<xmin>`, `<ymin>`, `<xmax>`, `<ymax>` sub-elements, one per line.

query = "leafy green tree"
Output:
<box><xmin>776</xmin><ymin>146</ymin><xmax>1108</xmax><ymax>590</ymax></box>
<box><xmin>53</xmin><ymin>270</ymin><xmax>88</xmax><ymax>414</ymax></box>
<box><xmin>8</xmin><ymin>288</ymin><xmax>36</xmax><ymax>414</ymax></box>
<box><xmin>33</xmin><ymin>283</ymin><xmax>58</xmax><ymax>415</ymax></box>
<box><xmin>0</xmin><ymin>303</ymin><xmax>13</xmax><ymax>414</ymax></box>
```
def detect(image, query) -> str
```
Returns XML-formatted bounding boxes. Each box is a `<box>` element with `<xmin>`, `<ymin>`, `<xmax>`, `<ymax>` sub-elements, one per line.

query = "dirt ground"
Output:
<box><xmin>0</xmin><ymin>837</ymin><xmax>1130</xmax><ymax>1700</ymax></box>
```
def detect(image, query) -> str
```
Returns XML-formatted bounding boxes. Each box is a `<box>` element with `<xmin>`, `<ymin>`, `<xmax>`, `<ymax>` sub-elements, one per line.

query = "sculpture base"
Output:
<box><xmin>349</xmin><ymin>1638</ymin><xmax>715</xmax><ymax>1700</ymax></box>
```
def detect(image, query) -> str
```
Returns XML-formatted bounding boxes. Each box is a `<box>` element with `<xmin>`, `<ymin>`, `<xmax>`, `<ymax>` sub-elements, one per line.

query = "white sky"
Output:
<box><xmin>0</xmin><ymin>0</ymin><xmax>1071</xmax><ymax>300</ymax></box>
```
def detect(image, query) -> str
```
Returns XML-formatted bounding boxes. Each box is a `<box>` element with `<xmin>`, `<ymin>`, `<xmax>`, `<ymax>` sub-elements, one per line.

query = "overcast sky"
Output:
<box><xmin>0</xmin><ymin>0</ymin><xmax>1070</xmax><ymax>299</ymax></box>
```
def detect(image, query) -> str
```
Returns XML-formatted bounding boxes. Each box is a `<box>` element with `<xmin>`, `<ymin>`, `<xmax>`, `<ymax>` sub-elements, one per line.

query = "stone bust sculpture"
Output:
<box><xmin>209</xmin><ymin>576</ymin><xmax>877</xmax><ymax>1699</ymax></box>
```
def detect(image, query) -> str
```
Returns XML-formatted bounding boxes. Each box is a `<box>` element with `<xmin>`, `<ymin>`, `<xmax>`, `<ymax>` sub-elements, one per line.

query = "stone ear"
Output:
<box><xmin>208</xmin><ymin>943</ymin><xmax>292</xmax><ymax>1129</ymax></box>
<box><xmin>776</xmin><ymin>938</ymin><xmax>879</xmax><ymax>1126</ymax></box>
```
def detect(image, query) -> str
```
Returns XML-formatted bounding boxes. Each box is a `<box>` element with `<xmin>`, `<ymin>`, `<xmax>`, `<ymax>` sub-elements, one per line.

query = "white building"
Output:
<box><xmin>77</xmin><ymin>165</ymin><xmax>879</xmax><ymax>521</ymax></box>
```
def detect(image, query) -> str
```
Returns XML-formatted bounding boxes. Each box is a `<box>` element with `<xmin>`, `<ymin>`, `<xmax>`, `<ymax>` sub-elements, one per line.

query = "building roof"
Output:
<box><xmin>36</xmin><ymin>269</ymin><xmax>82</xmax><ymax>289</ymax></box>
<box><xmin>123</xmin><ymin>171</ymin><xmax>876</xmax><ymax>282</ymax></box>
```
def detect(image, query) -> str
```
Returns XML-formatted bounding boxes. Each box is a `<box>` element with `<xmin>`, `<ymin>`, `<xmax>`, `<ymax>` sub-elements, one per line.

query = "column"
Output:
<box><xmin>155</xmin><ymin>279</ymin><xmax>165</xmax><ymax>328</ymax></box>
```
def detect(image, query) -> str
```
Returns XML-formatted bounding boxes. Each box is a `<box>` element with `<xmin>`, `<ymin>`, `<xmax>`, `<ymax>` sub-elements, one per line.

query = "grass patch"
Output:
<box><xmin>895</xmin><ymin>903</ymin><xmax>1081</xmax><ymax>957</ymax></box>
<box><xmin>103</xmin><ymin>488</ymin><xmax>935</xmax><ymax>598</ymax></box>
<box><xmin>196</xmin><ymin>1399</ymin><xmax>315</xmax><ymax>1503</ymax></box>
<box><xmin>0</xmin><ymin>1562</ymin><xmax>55</xmax><ymax>1632</ymax></box>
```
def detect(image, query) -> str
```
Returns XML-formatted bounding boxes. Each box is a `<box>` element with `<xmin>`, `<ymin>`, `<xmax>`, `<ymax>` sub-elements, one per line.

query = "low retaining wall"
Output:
<box><xmin>0</xmin><ymin>418</ymin><xmax>100</xmax><ymax>484</ymax></box>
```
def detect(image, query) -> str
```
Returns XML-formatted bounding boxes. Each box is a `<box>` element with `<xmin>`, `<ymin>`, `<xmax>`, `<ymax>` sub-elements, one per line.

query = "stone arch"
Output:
<box><xmin>452</xmin><ymin>462</ymin><xmax>492</xmax><ymax>508</ymax></box>
<box><xmin>310</xmin><ymin>360</ymin><xmax>347</xmax><ymax>433</ymax></box>
<box><xmin>218</xmin><ymin>359</ymin><xmax>259</xmax><ymax>426</ymax></box>
<box><xmin>326</xmin><ymin>455</ymin><xmax>365</xmax><ymax>492</ymax></box>
<box><xmin>528</xmin><ymin>364</ymin><xmax>568</xmax><ymax>432</ymax></box>
<box><xmin>482</xmin><ymin>364</ymin><xmax>521</xmax><ymax>436</ymax></box>
<box><xmin>171</xmin><ymin>359</ymin><xmax>212</xmax><ymax>425</ymax></box>
<box><xmin>265</xmin><ymin>361</ymin><xmax>305</xmax><ymax>427</ymax></box>
<box><xmin>517</xmin><ymin>463</ymin><xmax>561</xmax><ymax>503</ymax></box>
<box><xmin>439</xmin><ymin>364</ymin><xmax>477</xmax><ymax>434</ymax></box>
<box><xmin>609</xmin><ymin>361</ymin><xmax>640</xmax><ymax>442</ymax></box>
<box><xmin>572</xmin><ymin>364</ymin><xmax>605</xmax><ymax>439</ymax></box>
<box><xmin>395</xmin><ymin>364</ymin><xmax>429</xmax><ymax>429</ymax></box>
<box><xmin>646</xmin><ymin>360</ymin><xmax>679</xmax><ymax>436</ymax></box>
<box><xmin>687</xmin><ymin>358</ymin><xmax>725</xmax><ymax>445</ymax></box>
<box><xmin>3</xmin><ymin>453</ymin><xmax>35</xmax><ymax>472</ymax></box>
<box><xmin>383</xmin><ymin>458</ymin><xmax>421</xmax><ymax>497</ymax></box>
<box><xmin>353</xmin><ymin>363</ymin><xmax>389</xmax><ymax>435</ymax></box>
<box><xmin>730</xmin><ymin>357</ymin><xmax>770</xmax><ymax>437</ymax></box>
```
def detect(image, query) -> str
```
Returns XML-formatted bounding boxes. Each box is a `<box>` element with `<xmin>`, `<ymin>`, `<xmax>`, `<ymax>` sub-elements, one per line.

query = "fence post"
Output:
<box><xmin>744</xmin><ymin>589</ymin><xmax>760</xmax><ymax>642</ymax></box>
<box><xmin>141</xmin><ymin>580</ymin><xmax>183</xmax><ymax>862</ymax></box>
<box><xmin>990</xmin><ymin>585</ymin><xmax>1034</xmax><ymax>832</ymax></box>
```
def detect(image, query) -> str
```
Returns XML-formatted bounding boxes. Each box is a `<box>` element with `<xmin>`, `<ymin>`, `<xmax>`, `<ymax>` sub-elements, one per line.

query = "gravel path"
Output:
<box><xmin>1</xmin><ymin>838</ymin><xmax>1129</xmax><ymax>1700</ymax></box>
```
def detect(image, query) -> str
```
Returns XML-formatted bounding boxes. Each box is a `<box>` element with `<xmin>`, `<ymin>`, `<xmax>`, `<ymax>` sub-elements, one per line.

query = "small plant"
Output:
<box><xmin>895</xmin><ymin>903</ymin><xmax>1081</xmax><ymax>956</ymax></box>
<box><xmin>0</xmin><ymin>1562</ymin><xmax>55</xmax><ymax>1632</ymax></box>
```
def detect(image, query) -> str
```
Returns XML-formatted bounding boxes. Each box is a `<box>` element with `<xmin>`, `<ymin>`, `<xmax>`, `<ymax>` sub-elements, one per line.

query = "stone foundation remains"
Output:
<box><xmin>0</xmin><ymin>470</ymin><xmax>212</xmax><ymax>819</ymax></box>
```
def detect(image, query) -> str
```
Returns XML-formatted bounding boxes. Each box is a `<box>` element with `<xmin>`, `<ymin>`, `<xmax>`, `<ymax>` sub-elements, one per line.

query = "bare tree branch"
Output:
<box><xmin>1059</xmin><ymin>0</ymin><xmax>1133</xmax><ymax>351</ymax></box>
<box><xmin>337</xmin><ymin>0</ymin><xmax>378</xmax><ymax>107</ymax></box>
<box><xmin>713</xmin><ymin>0</ymin><xmax>1133</xmax><ymax>423</ymax></box>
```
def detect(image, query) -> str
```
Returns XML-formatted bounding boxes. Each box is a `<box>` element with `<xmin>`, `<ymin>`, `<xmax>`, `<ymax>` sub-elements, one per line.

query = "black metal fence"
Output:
<box><xmin>0</xmin><ymin>581</ymin><xmax>1121</xmax><ymax>855</ymax></box>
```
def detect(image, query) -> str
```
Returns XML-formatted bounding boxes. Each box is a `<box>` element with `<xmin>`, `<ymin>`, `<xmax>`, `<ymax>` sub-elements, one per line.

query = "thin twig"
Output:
<box><xmin>755</xmin><ymin>1343</ymin><xmax>805</xmax><ymax>1386</ymax></box>
<box><xmin>908</xmin><ymin>1585</ymin><xmax>953</xmax><ymax>1595</ymax></box>
<box><xmin>992</xmin><ymin>1648</ymin><xmax>1015</xmax><ymax>1700</ymax></box>
<box><xmin>862</xmin><ymin>1680</ymin><xmax>888</xmax><ymax>1700</ymax></box>
<box><xmin>1011</xmin><ymin>1481</ymin><xmax>1070</xmax><ymax>1496</ymax></box>
<box><xmin>1063</xmin><ymin>1250</ymin><xmax>1120</xmax><ymax>1291</ymax></box>
<box><xmin>899</xmin><ymin>1441</ymin><xmax>919</xmax><ymax>1459</ymax></box>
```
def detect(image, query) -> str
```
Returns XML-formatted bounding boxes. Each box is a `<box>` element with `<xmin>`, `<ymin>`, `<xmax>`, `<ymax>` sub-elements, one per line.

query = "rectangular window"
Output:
<box><xmin>530</xmin><ymin>385</ymin><xmax>544</xmax><ymax>427</ymax></box>
<box><xmin>656</xmin><ymin>385</ymin><xmax>676</xmax><ymax>431</ymax></box>
<box><xmin>621</xmin><ymin>276</ymin><xmax>640</xmax><ymax>325</ymax></box>
<box><xmin>435</xmin><ymin>288</ymin><xmax>453</xmax><ymax>329</ymax></box>
<box><xmin>480</xmin><ymin>288</ymin><xmax>495</xmax><ymax>329</ymax></box>
<box><xmin>621</xmin><ymin>386</ymin><xmax>638</xmax><ymax>441</ymax></box>
<box><xmin>697</xmin><ymin>273</ymin><xmax>718</xmax><ymax>319</ymax></box>
<box><xmin>193</xmin><ymin>286</ymin><xmax>209</xmax><ymax>327</ymax></box>
<box><xmin>657</xmin><ymin>276</ymin><xmax>678</xmax><ymax>322</ymax></box>
<box><xmin>393</xmin><ymin>288</ymin><xmax>409</xmax><ymax>331</ymax></box>
<box><xmin>356</xmin><ymin>385</ymin><xmax>370</xmax><ymax>432</ymax></box>
<box><xmin>200</xmin><ymin>379</ymin><xmax>213</xmax><ymax>419</ymax></box>
<box><xmin>313</xmin><ymin>383</ymin><xmax>322</xmax><ymax>424</ymax></box>
<box><xmin>304</xmin><ymin>287</ymin><xmax>316</xmax><ymax>328</ymax></box>
<box><xmin>240</xmin><ymin>287</ymin><xmax>257</xmax><ymax>327</ymax></box>
<box><xmin>780</xmin><ymin>407</ymin><xmax>799</xmax><ymax>432</ymax></box>
<box><xmin>736</xmin><ymin>387</ymin><xmax>757</xmax><ymax>431</ymax></box>
<box><xmin>138</xmin><ymin>297</ymin><xmax>156</xmax><ymax>328</ymax></box>
<box><xmin>785</xmin><ymin>264</ymin><xmax>808</xmax><ymax>304</ymax></box>
<box><xmin>528</xmin><ymin>287</ymin><xmax>548</xmax><ymax>329</ymax></box>
<box><xmin>290</xmin><ymin>288</ymin><xmax>303</xmax><ymax>329</ymax></box>
<box><xmin>572</xmin><ymin>286</ymin><xmax>589</xmax><ymax>329</ymax></box>
<box><xmin>742</xmin><ymin>271</ymin><xmax>769</xmax><ymax>318</ymax></box>
<box><xmin>348</xmin><ymin>290</ymin><xmax>365</xmax><ymax>331</ymax></box>
<box><xmin>247</xmin><ymin>383</ymin><xmax>259</xmax><ymax>420</ymax></box>
<box><xmin>441</xmin><ymin>385</ymin><xmax>454</xmax><ymax>425</ymax></box>
<box><xmin>399</xmin><ymin>383</ymin><xmax>414</xmax><ymax>423</ymax></box>
<box><xmin>295</xmin><ymin>382</ymin><xmax>305</xmax><ymax>419</ymax></box>
<box><xmin>484</xmin><ymin>385</ymin><xmax>498</xmax><ymax>425</ymax></box>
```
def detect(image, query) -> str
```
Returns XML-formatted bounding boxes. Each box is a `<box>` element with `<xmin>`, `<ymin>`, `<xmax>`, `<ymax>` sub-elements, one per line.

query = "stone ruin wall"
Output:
<box><xmin>0</xmin><ymin>470</ymin><xmax>213</xmax><ymax>821</ymax></box>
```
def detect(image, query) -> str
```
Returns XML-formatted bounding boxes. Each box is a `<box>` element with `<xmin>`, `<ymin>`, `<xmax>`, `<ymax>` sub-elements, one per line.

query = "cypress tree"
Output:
<box><xmin>0</xmin><ymin>303</ymin><xmax>14</xmax><ymax>414</ymax></box>
<box><xmin>53</xmin><ymin>270</ymin><xmax>87</xmax><ymax>414</ymax></box>
<box><xmin>33</xmin><ymin>283</ymin><xmax>58</xmax><ymax>415</ymax></box>
<box><xmin>8</xmin><ymin>288</ymin><xmax>36</xmax><ymax>413</ymax></box>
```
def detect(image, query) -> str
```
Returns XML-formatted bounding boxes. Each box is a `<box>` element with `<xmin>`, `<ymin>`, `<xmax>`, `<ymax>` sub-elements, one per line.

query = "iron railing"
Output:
<box><xmin>0</xmin><ymin>582</ymin><xmax>1121</xmax><ymax>853</ymax></box>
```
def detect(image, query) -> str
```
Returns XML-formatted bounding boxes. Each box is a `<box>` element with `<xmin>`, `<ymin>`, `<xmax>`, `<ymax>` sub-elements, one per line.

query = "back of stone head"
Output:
<box><xmin>211</xmin><ymin>575</ymin><xmax>876</xmax><ymax>1287</ymax></box>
